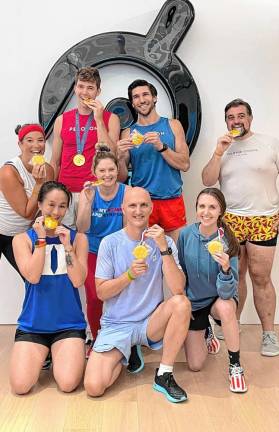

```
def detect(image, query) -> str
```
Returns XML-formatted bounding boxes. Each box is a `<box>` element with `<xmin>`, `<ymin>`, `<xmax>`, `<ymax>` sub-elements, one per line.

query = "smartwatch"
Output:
<box><xmin>158</xmin><ymin>143</ymin><xmax>168</xmax><ymax>153</ymax></box>
<box><xmin>221</xmin><ymin>267</ymin><xmax>231</xmax><ymax>275</ymax></box>
<box><xmin>160</xmin><ymin>247</ymin><xmax>173</xmax><ymax>256</ymax></box>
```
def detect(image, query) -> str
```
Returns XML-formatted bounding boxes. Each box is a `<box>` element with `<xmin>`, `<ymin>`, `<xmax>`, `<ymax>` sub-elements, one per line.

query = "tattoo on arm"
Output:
<box><xmin>65</xmin><ymin>251</ymin><xmax>73</xmax><ymax>266</ymax></box>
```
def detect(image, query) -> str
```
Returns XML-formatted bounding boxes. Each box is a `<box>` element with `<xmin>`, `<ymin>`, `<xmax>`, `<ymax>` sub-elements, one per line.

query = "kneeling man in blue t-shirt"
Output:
<box><xmin>84</xmin><ymin>187</ymin><xmax>191</xmax><ymax>403</ymax></box>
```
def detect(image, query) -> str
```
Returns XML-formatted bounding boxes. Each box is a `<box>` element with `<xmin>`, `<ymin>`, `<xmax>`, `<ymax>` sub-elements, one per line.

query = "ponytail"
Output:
<box><xmin>218</xmin><ymin>218</ymin><xmax>240</xmax><ymax>257</ymax></box>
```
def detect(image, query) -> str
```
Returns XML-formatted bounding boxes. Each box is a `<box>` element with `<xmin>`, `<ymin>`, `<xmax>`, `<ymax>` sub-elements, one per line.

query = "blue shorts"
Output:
<box><xmin>93</xmin><ymin>318</ymin><xmax>163</xmax><ymax>365</ymax></box>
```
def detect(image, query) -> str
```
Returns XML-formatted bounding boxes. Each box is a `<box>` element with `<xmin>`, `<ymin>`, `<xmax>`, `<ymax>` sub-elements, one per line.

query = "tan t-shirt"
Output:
<box><xmin>219</xmin><ymin>133</ymin><xmax>279</xmax><ymax>216</ymax></box>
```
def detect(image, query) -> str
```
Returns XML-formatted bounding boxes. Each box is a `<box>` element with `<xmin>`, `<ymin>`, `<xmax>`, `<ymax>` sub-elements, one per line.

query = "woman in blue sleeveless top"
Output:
<box><xmin>77</xmin><ymin>145</ymin><xmax>130</xmax><ymax>345</ymax></box>
<box><xmin>10</xmin><ymin>181</ymin><xmax>88</xmax><ymax>395</ymax></box>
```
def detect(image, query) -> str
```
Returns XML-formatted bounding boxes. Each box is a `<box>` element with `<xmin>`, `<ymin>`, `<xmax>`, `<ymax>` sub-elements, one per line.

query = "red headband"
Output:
<box><xmin>18</xmin><ymin>124</ymin><xmax>45</xmax><ymax>141</ymax></box>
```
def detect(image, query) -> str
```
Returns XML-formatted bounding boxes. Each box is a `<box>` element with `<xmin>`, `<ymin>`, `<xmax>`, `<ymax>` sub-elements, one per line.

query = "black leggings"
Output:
<box><xmin>0</xmin><ymin>234</ymin><xmax>24</xmax><ymax>280</ymax></box>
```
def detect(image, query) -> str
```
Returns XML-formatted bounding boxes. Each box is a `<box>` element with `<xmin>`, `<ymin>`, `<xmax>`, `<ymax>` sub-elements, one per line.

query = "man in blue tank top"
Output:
<box><xmin>84</xmin><ymin>187</ymin><xmax>191</xmax><ymax>403</ymax></box>
<box><xmin>117</xmin><ymin>79</ymin><xmax>190</xmax><ymax>242</ymax></box>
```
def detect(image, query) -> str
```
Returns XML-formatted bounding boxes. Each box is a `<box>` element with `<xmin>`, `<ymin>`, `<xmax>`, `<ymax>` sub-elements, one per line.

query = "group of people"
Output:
<box><xmin>1</xmin><ymin>66</ymin><xmax>279</xmax><ymax>403</ymax></box>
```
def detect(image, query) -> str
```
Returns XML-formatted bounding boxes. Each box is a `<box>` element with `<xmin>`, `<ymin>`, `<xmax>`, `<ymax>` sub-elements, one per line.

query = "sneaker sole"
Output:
<box><xmin>230</xmin><ymin>386</ymin><xmax>248</xmax><ymax>393</ymax></box>
<box><xmin>127</xmin><ymin>345</ymin><xmax>145</xmax><ymax>374</ymax></box>
<box><xmin>261</xmin><ymin>351</ymin><xmax>279</xmax><ymax>357</ymax></box>
<box><xmin>153</xmin><ymin>383</ymin><xmax>187</xmax><ymax>403</ymax></box>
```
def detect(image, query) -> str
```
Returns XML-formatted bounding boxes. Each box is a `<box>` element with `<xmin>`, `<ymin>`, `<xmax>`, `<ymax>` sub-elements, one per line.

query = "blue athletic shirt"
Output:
<box><xmin>87</xmin><ymin>183</ymin><xmax>126</xmax><ymax>253</ymax></box>
<box><xmin>17</xmin><ymin>228</ymin><xmax>86</xmax><ymax>333</ymax></box>
<box><xmin>95</xmin><ymin>229</ymin><xmax>180</xmax><ymax>323</ymax></box>
<box><xmin>129</xmin><ymin>117</ymin><xmax>183</xmax><ymax>199</ymax></box>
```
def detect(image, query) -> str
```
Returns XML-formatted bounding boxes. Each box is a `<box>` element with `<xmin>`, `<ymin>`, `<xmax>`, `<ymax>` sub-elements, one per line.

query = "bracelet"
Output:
<box><xmin>126</xmin><ymin>268</ymin><xmax>136</xmax><ymax>281</ymax></box>
<box><xmin>35</xmin><ymin>240</ymin><xmax>46</xmax><ymax>248</ymax></box>
<box><xmin>221</xmin><ymin>267</ymin><xmax>231</xmax><ymax>275</ymax></box>
<box><xmin>37</xmin><ymin>237</ymin><xmax>46</xmax><ymax>240</ymax></box>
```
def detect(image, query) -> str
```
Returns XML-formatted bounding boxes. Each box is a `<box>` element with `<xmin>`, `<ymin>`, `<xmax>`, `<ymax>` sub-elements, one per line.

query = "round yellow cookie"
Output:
<box><xmin>230</xmin><ymin>129</ymin><xmax>241</xmax><ymax>138</ymax></box>
<box><xmin>131</xmin><ymin>132</ymin><xmax>144</xmax><ymax>146</ymax></box>
<box><xmin>90</xmin><ymin>180</ymin><xmax>104</xmax><ymax>186</ymax></box>
<box><xmin>44</xmin><ymin>216</ymin><xmax>58</xmax><ymax>230</ymax></box>
<box><xmin>207</xmin><ymin>240</ymin><xmax>223</xmax><ymax>255</ymax></box>
<box><xmin>31</xmin><ymin>155</ymin><xmax>45</xmax><ymax>165</ymax></box>
<box><xmin>133</xmin><ymin>244</ymin><xmax>149</xmax><ymax>259</ymax></box>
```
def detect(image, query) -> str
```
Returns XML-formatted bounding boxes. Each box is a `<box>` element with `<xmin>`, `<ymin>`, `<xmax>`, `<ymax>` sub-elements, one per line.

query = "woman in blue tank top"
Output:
<box><xmin>77</xmin><ymin>145</ymin><xmax>130</xmax><ymax>348</ymax></box>
<box><xmin>10</xmin><ymin>181</ymin><xmax>88</xmax><ymax>395</ymax></box>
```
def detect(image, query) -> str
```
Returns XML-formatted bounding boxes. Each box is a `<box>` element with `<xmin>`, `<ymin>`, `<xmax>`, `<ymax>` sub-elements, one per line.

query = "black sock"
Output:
<box><xmin>228</xmin><ymin>350</ymin><xmax>240</xmax><ymax>366</ymax></box>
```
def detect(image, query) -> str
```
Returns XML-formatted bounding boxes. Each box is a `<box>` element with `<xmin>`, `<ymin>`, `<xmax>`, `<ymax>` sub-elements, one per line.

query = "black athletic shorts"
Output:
<box><xmin>15</xmin><ymin>328</ymin><xmax>86</xmax><ymax>348</ymax></box>
<box><xmin>240</xmin><ymin>237</ymin><xmax>278</xmax><ymax>247</ymax></box>
<box><xmin>189</xmin><ymin>297</ymin><xmax>238</xmax><ymax>331</ymax></box>
<box><xmin>0</xmin><ymin>233</ymin><xmax>23</xmax><ymax>278</ymax></box>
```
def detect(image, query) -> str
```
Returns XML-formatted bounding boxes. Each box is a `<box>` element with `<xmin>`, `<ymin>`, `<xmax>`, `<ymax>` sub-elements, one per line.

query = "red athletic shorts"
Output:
<box><xmin>149</xmin><ymin>195</ymin><xmax>187</xmax><ymax>232</ymax></box>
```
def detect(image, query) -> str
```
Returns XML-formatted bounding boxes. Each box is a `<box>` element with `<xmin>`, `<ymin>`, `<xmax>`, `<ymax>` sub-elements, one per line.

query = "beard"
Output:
<box><xmin>232</xmin><ymin>124</ymin><xmax>249</xmax><ymax>138</ymax></box>
<box><xmin>135</xmin><ymin>101</ymin><xmax>155</xmax><ymax>117</ymax></box>
<box><xmin>238</xmin><ymin>126</ymin><xmax>249</xmax><ymax>138</ymax></box>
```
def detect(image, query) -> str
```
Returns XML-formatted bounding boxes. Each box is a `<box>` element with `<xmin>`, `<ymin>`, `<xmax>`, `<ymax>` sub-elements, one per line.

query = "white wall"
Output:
<box><xmin>1</xmin><ymin>0</ymin><xmax>279</xmax><ymax>323</ymax></box>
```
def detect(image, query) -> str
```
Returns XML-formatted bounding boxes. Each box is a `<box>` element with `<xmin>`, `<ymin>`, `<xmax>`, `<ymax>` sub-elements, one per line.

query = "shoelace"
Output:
<box><xmin>230</xmin><ymin>365</ymin><xmax>243</xmax><ymax>376</ymax></box>
<box><xmin>263</xmin><ymin>333</ymin><xmax>277</xmax><ymax>345</ymax></box>
<box><xmin>164</xmin><ymin>373</ymin><xmax>176</xmax><ymax>387</ymax></box>
<box><xmin>206</xmin><ymin>325</ymin><xmax>214</xmax><ymax>340</ymax></box>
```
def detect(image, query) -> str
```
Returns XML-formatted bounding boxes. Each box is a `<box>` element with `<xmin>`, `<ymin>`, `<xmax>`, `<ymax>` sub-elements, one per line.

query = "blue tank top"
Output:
<box><xmin>18</xmin><ymin>228</ymin><xmax>86</xmax><ymax>333</ymax></box>
<box><xmin>87</xmin><ymin>183</ymin><xmax>126</xmax><ymax>253</ymax></box>
<box><xmin>129</xmin><ymin>117</ymin><xmax>183</xmax><ymax>199</ymax></box>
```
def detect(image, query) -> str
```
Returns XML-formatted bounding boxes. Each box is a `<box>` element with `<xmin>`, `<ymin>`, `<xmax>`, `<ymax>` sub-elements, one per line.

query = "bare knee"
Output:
<box><xmin>249</xmin><ymin>267</ymin><xmax>271</xmax><ymax>287</ymax></box>
<box><xmin>10</xmin><ymin>378</ymin><xmax>33</xmax><ymax>395</ymax></box>
<box><xmin>187</xmin><ymin>359</ymin><xmax>204</xmax><ymax>372</ymax></box>
<box><xmin>170</xmin><ymin>295</ymin><xmax>191</xmax><ymax>316</ymax></box>
<box><xmin>57</xmin><ymin>377</ymin><xmax>81</xmax><ymax>393</ymax></box>
<box><xmin>215</xmin><ymin>300</ymin><xmax>235</xmax><ymax>322</ymax></box>
<box><xmin>84</xmin><ymin>378</ymin><xmax>106</xmax><ymax>397</ymax></box>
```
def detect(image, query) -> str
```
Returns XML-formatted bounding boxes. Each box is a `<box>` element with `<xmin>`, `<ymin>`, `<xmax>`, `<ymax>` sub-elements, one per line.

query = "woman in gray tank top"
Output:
<box><xmin>0</xmin><ymin>123</ymin><xmax>54</xmax><ymax>276</ymax></box>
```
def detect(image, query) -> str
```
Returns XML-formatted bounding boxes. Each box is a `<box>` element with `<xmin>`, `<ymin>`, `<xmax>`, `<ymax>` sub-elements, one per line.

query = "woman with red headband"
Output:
<box><xmin>0</xmin><ymin>123</ymin><xmax>54</xmax><ymax>276</ymax></box>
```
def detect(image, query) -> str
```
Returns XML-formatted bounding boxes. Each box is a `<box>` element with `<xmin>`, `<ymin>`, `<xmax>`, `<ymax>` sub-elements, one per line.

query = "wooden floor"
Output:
<box><xmin>0</xmin><ymin>325</ymin><xmax>279</xmax><ymax>432</ymax></box>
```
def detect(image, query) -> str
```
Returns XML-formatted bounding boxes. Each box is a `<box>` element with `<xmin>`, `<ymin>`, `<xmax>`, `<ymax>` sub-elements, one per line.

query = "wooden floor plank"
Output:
<box><xmin>1</xmin><ymin>325</ymin><xmax>279</xmax><ymax>432</ymax></box>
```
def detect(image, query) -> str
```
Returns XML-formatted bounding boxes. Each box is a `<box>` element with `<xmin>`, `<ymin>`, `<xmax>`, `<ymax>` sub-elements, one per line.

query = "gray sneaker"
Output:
<box><xmin>261</xmin><ymin>331</ymin><xmax>279</xmax><ymax>357</ymax></box>
<box><xmin>214</xmin><ymin>324</ymin><xmax>225</xmax><ymax>340</ymax></box>
<box><xmin>214</xmin><ymin>321</ymin><xmax>241</xmax><ymax>341</ymax></box>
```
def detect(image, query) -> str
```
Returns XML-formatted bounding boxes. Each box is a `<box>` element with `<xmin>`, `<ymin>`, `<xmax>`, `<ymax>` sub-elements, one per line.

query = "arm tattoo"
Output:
<box><xmin>65</xmin><ymin>251</ymin><xmax>73</xmax><ymax>266</ymax></box>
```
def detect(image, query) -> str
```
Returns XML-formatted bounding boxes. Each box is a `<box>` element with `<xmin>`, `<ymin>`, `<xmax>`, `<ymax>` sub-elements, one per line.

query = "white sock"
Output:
<box><xmin>157</xmin><ymin>364</ymin><xmax>173</xmax><ymax>376</ymax></box>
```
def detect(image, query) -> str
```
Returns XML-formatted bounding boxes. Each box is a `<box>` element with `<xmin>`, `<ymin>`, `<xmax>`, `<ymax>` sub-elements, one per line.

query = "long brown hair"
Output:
<box><xmin>196</xmin><ymin>188</ymin><xmax>240</xmax><ymax>257</ymax></box>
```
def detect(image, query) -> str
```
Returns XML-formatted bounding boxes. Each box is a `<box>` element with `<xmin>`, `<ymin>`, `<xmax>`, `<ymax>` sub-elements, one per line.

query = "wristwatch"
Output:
<box><xmin>160</xmin><ymin>247</ymin><xmax>173</xmax><ymax>256</ymax></box>
<box><xmin>158</xmin><ymin>143</ymin><xmax>168</xmax><ymax>153</ymax></box>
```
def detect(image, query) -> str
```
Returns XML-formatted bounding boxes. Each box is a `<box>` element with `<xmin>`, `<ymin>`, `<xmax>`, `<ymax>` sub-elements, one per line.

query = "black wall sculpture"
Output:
<box><xmin>39</xmin><ymin>0</ymin><xmax>201</xmax><ymax>154</ymax></box>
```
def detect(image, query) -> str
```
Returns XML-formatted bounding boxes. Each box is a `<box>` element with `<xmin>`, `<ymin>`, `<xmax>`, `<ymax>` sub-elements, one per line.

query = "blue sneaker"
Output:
<box><xmin>153</xmin><ymin>368</ymin><xmax>187</xmax><ymax>403</ymax></box>
<box><xmin>127</xmin><ymin>345</ymin><xmax>144</xmax><ymax>374</ymax></box>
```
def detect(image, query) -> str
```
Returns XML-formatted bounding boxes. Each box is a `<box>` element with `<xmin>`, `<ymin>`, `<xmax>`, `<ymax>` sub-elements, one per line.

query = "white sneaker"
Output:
<box><xmin>261</xmin><ymin>331</ymin><xmax>279</xmax><ymax>357</ymax></box>
<box><xmin>206</xmin><ymin>325</ymin><xmax>220</xmax><ymax>354</ymax></box>
<box><xmin>229</xmin><ymin>364</ymin><xmax>247</xmax><ymax>393</ymax></box>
